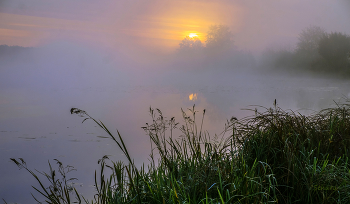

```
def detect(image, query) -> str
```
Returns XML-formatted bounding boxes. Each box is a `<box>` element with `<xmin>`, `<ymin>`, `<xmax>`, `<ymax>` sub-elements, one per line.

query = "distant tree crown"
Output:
<box><xmin>296</xmin><ymin>25</ymin><xmax>326</xmax><ymax>54</ymax></box>
<box><xmin>178</xmin><ymin>36</ymin><xmax>203</xmax><ymax>51</ymax></box>
<box><xmin>318</xmin><ymin>32</ymin><xmax>350</xmax><ymax>68</ymax></box>
<box><xmin>205</xmin><ymin>25</ymin><xmax>234</xmax><ymax>50</ymax></box>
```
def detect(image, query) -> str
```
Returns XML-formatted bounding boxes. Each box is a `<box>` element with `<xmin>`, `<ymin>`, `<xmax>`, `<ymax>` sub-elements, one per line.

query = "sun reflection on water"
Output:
<box><xmin>189</xmin><ymin>93</ymin><xmax>197</xmax><ymax>101</ymax></box>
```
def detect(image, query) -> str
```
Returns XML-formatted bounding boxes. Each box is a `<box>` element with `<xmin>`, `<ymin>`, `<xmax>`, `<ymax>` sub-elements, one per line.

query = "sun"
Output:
<box><xmin>189</xmin><ymin>33</ymin><xmax>198</xmax><ymax>38</ymax></box>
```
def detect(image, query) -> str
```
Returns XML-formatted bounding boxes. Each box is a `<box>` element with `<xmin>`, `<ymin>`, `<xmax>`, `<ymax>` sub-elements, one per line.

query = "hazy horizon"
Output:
<box><xmin>1</xmin><ymin>0</ymin><xmax>350</xmax><ymax>55</ymax></box>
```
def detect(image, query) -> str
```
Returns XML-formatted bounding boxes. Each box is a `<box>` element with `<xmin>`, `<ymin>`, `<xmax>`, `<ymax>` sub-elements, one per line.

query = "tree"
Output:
<box><xmin>205</xmin><ymin>25</ymin><xmax>234</xmax><ymax>51</ymax></box>
<box><xmin>293</xmin><ymin>26</ymin><xmax>327</xmax><ymax>69</ymax></box>
<box><xmin>296</xmin><ymin>26</ymin><xmax>326</xmax><ymax>55</ymax></box>
<box><xmin>178</xmin><ymin>36</ymin><xmax>203</xmax><ymax>52</ymax></box>
<box><xmin>318</xmin><ymin>32</ymin><xmax>350</xmax><ymax>70</ymax></box>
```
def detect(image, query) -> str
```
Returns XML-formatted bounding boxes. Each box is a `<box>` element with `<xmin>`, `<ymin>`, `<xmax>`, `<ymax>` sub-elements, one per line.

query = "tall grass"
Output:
<box><xmin>7</xmin><ymin>102</ymin><xmax>350</xmax><ymax>204</ymax></box>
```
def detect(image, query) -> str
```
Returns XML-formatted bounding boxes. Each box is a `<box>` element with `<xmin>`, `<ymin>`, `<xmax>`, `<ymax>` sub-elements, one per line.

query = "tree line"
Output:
<box><xmin>177</xmin><ymin>25</ymin><xmax>255</xmax><ymax>71</ymax></box>
<box><xmin>261</xmin><ymin>25</ymin><xmax>350</xmax><ymax>76</ymax></box>
<box><xmin>178</xmin><ymin>25</ymin><xmax>234</xmax><ymax>52</ymax></box>
<box><xmin>178</xmin><ymin>25</ymin><xmax>350</xmax><ymax>76</ymax></box>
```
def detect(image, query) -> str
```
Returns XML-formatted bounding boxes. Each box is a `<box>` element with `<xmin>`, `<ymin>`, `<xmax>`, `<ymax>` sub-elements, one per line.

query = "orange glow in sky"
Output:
<box><xmin>0</xmin><ymin>1</ymin><xmax>242</xmax><ymax>51</ymax></box>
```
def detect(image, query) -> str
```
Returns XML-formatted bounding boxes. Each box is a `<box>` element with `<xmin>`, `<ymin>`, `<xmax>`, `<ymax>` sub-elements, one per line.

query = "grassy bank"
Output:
<box><xmin>7</xmin><ymin>102</ymin><xmax>350</xmax><ymax>204</ymax></box>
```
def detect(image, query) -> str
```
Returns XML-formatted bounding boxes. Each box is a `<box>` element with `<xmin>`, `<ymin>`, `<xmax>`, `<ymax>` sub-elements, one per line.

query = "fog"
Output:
<box><xmin>1</xmin><ymin>0</ymin><xmax>350</xmax><ymax>203</ymax></box>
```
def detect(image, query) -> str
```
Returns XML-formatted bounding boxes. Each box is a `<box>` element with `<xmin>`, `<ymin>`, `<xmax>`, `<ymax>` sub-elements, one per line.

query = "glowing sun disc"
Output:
<box><xmin>189</xmin><ymin>33</ymin><xmax>198</xmax><ymax>38</ymax></box>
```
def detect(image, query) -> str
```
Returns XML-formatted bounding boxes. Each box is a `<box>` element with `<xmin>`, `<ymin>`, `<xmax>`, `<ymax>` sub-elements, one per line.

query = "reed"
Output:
<box><xmin>7</xmin><ymin>102</ymin><xmax>350</xmax><ymax>204</ymax></box>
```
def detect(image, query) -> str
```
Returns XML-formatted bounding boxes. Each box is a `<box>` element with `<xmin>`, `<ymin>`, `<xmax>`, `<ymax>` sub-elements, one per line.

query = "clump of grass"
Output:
<box><xmin>8</xmin><ymin>102</ymin><xmax>350</xmax><ymax>203</ymax></box>
<box><xmin>9</xmin><ymin>158</ymin><xmax>85</xmax><ymax>204</ymax></box>
<box><xmin>232</xmin><ymin>102</ymin><xmax>350</xmax><ymax>203</ymax></box>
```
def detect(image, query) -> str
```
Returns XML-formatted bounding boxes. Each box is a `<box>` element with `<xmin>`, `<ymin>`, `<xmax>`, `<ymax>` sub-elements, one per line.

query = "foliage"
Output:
<box><xmin>9</xmin><ymin>159</ymin><xmax>84</xmax><ymax>204</ymax></box>
<box><xmin>205</xmin><ymin>25</ymin><xmax>234</xmax><ymax>51</ymax></box>
<box><xmin>177</xmin><ymin>24</ymin><xmax>234</xmax><ymax>54</ymax></box>
<box><xmin>176</xmin><ymin>25</ymin><xmax>256</xmax><ymax>71</ymax></box>
<box><xmin>178</xmin><ymin>36</ymin><xmax>203</xmax><ymax>52</ymax></box>
<box><xmin>296</xmin><ymin>26</ymin><xmax>326</xmax><ymax>57</ymax></box>
<box><xmin>318</xmin><ymin>32</ymin><xmax>350</xmax><ymax>71</ymax></box>
<box><xmin>235</xmin><ymin>102</ymin><xmax>350</xmax><ymax>203</ymax></box>
<box><xmin>261</xmin><ymin>26</ymin><xmax>350</xmax><ymax>76</ymax></box>
<box><xmin>293</xmin><ymin>26</ymin><xmax>327</xmax><ymax>70</ymax></box>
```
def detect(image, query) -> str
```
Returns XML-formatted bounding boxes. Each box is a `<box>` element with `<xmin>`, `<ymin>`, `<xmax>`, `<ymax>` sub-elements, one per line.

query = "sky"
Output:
<box><xmin>1</xmin><ymin>0</ymin><xmax>350</xmax><ymax>55</ymax></box>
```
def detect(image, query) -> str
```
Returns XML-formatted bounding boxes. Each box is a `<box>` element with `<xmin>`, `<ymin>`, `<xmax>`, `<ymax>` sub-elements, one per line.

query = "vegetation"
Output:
<box><xmin>176</xmin><ymin>25</ymin><xmax>255</xmax><ymax>71</ymax></box>
<box><xmin>7</xmin><ymin>101</ymin><xmax>350</xmax><ymax>203</ymax></box>
<box><xmin>205</xmin><ymin>25</ymin><xmax>234</xmax><ymax>51</ymax></box>
<box><xmin>261</xmin><ymin>25</ymin><xmax>350</xmax><ymax>77</ymax></box>
<box><xmin>296</xmin><ymin>26</ymin><xmax>326</xmax><ymax>56</ymax></box>
<box><xmin>179</xmin><ymin>36</ymin><xmax>204</xmax><ymax>52</ymax></box>
<box><xmin>318</xmin><ymin>32</ymin><xmax>350</xmax><ymax>72</ymax></box>
<box><xmin>178</xmin><ymin>24</ymin><xmax>233</xmax><ymax>53</ymax></box>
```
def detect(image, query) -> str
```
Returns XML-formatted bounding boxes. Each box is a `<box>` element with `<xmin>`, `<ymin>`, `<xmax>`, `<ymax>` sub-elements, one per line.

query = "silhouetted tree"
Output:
<box><xmin>296</xmin><ymin>26</ymin><xmax>326</xmax><ymax>57</ymax></box>
<box><xmin>178</xmin><ymin>36</ymin><xmax>203</xmax><ymax>52</ymax></box>
<box><xmin>318</xmin><ymin>32</ymin><xmax>350</xmax><ymax>70</ymax></box>
<box><xmin>205</xmin><ymin>25</ymin><xmax>234</xmax><ymax>51</ymax></box>
<box><xmin>293</xmin><ymin>26</ymin><xmax>327</xmax><ymax>69</ymax></box>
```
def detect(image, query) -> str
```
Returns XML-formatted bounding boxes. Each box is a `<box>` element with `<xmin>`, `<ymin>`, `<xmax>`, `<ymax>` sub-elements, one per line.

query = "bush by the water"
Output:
<box><xmin>8</xmin><ymin>102</ymin><xmax>350</xmax><ymax>204</ymax></box>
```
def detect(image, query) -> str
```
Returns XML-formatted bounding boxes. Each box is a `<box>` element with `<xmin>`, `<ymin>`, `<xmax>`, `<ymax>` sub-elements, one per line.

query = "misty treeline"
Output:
<box><xmin>261</xmin><ymin>25</ymin><xmax>350</xmax><ymax>76</ymax></box>
<box><xmin>0</xmin><ymin>44</ymin><xmax>33</xmax><ymax>56</ymax></box>
<box><xmin>0</xmin><ymin>45</ymin><xmax>34</xmax><ymax>64</ymax></box>
<box><xmin>176</xmin><ymin>25</ymin><xmax>256</xmax><ymax>72</ymax></box>
<box><xmin>2</xmin><ymin>25</ymin><xmax>350</xmax><ymax>76</ymax></box>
